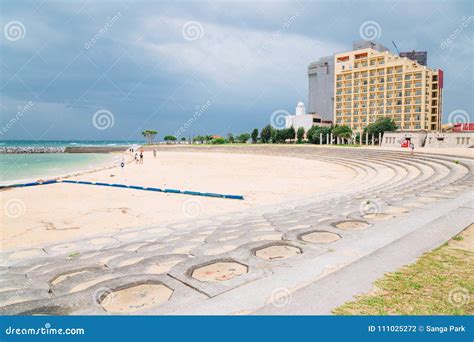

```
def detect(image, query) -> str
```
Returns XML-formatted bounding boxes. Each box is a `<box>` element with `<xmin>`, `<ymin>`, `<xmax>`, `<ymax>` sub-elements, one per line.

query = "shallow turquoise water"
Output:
<box><xmin>0</xmin><ymin>153</ymin><xmax>117</xmax><ymax>183</ymax></box>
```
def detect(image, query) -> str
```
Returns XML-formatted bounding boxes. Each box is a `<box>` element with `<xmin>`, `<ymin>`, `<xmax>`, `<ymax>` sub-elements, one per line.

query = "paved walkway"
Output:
<box><xmin>0</xmin><ymin>146</ymin><xmax>472</xmax><ymax>315</ymax></box>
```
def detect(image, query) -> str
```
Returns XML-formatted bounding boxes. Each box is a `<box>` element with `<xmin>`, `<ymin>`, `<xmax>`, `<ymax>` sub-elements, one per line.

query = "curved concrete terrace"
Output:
<box><xmin>0</xmin><ymin>145</ymin><xmax>472</xmax><ymax>315</ymax></box>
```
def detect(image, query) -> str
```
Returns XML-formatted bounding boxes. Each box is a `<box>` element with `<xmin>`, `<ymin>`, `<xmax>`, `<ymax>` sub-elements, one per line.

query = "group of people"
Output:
<box><xmin>121</xmin><ymin>147</ymin><xmax>157</xmax><ymax>169</ymax></box>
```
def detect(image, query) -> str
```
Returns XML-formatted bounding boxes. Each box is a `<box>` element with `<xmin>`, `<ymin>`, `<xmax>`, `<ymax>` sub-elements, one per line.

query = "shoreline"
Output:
<box><xmin>0</xmin><ymin>151</ymin><xmax>134</xmax><ymax>187</ymax></box>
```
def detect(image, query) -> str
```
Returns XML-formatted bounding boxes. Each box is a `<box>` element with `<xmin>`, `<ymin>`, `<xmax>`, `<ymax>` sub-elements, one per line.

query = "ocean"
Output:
<box><xmin>0</xmin><ymin>140</ymin><xmax>141</xmax><ymax>183</ymax></box>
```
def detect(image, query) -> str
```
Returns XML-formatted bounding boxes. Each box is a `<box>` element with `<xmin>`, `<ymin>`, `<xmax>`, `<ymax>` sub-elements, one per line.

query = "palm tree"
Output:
<box><xmin>142</xmin><ymin>130</ymin><xmax>158</xmax><ymax>145</ymax></box>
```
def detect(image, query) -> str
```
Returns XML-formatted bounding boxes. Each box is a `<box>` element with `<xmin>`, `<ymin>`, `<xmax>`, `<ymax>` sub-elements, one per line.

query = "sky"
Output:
<box><xmin>1</xmin><ymin>0</ymin><xmax>473</xmax><ymax>141</ymax></box>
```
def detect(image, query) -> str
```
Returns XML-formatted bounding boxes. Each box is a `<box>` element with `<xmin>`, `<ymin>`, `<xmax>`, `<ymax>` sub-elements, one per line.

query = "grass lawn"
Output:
<box><xmin>333</xmin><ymin>224</ymin><xmax>474</xmax><ymax>315</ymax></box>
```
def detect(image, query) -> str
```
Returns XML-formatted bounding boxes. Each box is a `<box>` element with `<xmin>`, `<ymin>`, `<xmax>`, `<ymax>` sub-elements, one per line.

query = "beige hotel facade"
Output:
<box><xmin>333</xmin><ymin>48</ymin><xmax>443</xmax><ymax>132</ymax></box>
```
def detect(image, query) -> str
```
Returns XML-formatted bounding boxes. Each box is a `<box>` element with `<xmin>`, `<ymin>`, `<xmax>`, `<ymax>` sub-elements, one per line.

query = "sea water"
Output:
<box><xmin>0</xmin><ymin>140</ymin><xmax>141</xmax><ymax>183</ymax></box>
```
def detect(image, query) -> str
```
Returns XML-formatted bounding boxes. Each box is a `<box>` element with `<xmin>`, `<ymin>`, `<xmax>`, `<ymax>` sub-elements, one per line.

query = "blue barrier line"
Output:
<box><xmin>0</xmin><ymin>179</ymin><xmax>244</xmax><ymax>200</ymax></box>
<box><xmin>0</xmin><ymin>179</ymin><xmax>58</xmax><ymax>189</ymax></box>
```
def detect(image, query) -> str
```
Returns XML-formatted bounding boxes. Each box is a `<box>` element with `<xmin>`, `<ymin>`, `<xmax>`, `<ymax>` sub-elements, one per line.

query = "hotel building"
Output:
<box><xmin>333</xmin><ymin>47</ymin><xmax>443</xmax><ymax>132</ymax></box>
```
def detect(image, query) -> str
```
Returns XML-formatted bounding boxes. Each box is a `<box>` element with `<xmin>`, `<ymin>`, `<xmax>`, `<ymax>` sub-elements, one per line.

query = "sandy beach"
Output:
<box><xmin>1</xmin><ymin>149</ymin><xmax>356</xmax><ymax>251</ymax></box>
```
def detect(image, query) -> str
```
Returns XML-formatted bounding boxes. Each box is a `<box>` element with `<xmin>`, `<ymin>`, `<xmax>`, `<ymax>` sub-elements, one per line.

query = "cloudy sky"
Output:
<box><xmin>1</xmin><ymin>0</ymin><xmax>472</xmax><ymax>141</ymax></box>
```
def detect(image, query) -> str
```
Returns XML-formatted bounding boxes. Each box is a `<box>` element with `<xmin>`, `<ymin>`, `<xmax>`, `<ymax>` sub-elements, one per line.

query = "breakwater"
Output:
<box><xmin>1</xmin><ymin>146</ymin><xmax>131</xmax><ymax>154</ymax></box>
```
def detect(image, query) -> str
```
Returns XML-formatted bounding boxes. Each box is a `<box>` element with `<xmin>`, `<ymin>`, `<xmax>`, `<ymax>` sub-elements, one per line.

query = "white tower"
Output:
<box><xmin>295</xmin><ymin>102</ymin><xmax>305</xmax><ymax>116</ymax></box>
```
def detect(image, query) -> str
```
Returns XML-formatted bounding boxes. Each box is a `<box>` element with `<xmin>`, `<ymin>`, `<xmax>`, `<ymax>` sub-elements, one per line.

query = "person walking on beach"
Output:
<box><xmin>153</xmin><ymin>148</ymin><xmax>157</xmax><ymax>158</ymax></box>
<box><xmin>135</xmin><ymin>152</ymin><xmax>139</xmax><ymax>164</ymax></box>
<box><xmin>120</xmin><ymin>158</ymin><xmax>125</xmax><ymax>171</ymax></box>
<box><xmin>409</xmin><ymin>142</ymin><xmax>415</xmax><ymax>155</ymax></box>
<box><xmin>139</xmin><ymin>151</ymin><xmax>144</xmax><ymax>164</ymax></box>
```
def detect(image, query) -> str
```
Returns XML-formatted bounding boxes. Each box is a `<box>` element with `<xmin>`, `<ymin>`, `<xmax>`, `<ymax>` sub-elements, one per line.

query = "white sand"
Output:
<box><xmin>1</xmin><ymin>151</ymin><xmax>355</xmax><ymax>251</ymax></box>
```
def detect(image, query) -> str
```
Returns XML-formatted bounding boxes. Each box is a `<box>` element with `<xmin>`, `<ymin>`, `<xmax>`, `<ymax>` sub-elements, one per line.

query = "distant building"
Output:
<box><xmin>399</xmin><ymin>50</ymin><xmax>427</xmax><ymax>66</ymax></box>
<box><xmin>308</xmin><ymin>56</ymin><xmax>334</xmax><ymax>121</ymax></box>
<box><xmin>308</xmin><ymin>40</ymin><xmax>390</xmax><ymax>123</ymax></box>
<box><xmin>286</xmin><ymin>102</ymin><xmax>332</xmax><ymax>131</ymax></box>
<box><xmin>334</xmin><ymin>47</ymin><xmax>443</xmax><ymax>132</ymax></box>
<box><xmin>382</xmin><ymin>131</ymin><xmax>473</xmax><ymax>148</ymax></box>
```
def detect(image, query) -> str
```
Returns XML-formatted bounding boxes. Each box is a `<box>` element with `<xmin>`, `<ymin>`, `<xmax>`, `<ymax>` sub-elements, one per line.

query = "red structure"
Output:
<box><xmin>453</xmin><ymin>123</ymin><xmax>474</xmax><ymax>132</ymax></box>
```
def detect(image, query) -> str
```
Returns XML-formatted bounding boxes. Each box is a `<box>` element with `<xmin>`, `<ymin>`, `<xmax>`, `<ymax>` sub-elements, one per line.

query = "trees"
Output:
<box><xmin>306</xmin><ymin>126</ymin><xmax>331</xmax><ymax>144</ymax></box>
<box><xmin>287</xmin><ymin>126</ymin><xmax>296</xmax><ymax>142</ymax></box>
<box><xmin>332</xmin><ymin>125</ymin><xmax>352</xmax><ymax>143</ymax></box>
<box><xmin>251</xmin><ymin>129</ymin><xmax>258</xmax><ymax>143</ymax></box>
<box><xmin>227</xmin><ymin>133</ymin><xmax>234</xmax><ymax>143</ymax></box>
<box><xmin>297</xmin><ymin>127</ymin><xmax>305</xmax><ymax>143</ymax></box>
<box><xmin>211</xmin><ymin>137</ymin><xmax>225</xmax><ymax>144</ymax></box>
<box><xmin>164</xmin><ymin>135</ymin><xmax>177</xmax><ymax>144</ymax></box>
<box><xmin>364</xmin><ymin>117</ymin><xmax>397</xmax><ymax>136</ymax></box>
<box><xmin>261</xmin><ymin>125</ymin><xmax>272</xmax><ymax>143</ymax></box>
<box><xmin>194</xmin><ymin>135</ymin><xmax>205</xmax><ymax>144</ymax></box>
<box><xmin>236</xmin><ymin>133</ymin><xmax>251</xmax><ymax>143</ymax></box>
<box><xmin>141</xmin><ymin>130</ymin><xmax>158</xmax><ymax>145</ymax></box>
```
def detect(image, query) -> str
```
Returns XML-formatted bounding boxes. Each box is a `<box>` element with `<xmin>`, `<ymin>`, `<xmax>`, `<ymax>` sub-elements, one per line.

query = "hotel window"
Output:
<box><xmin>404</xmin><ymin>107</ymin><xmax>411</xmax><ymax>113</ymax></box>
<box><xmin>415</xmin><ymin>73</ymin><xmax>422</xmax><ymax>79</ymax></box>
<box><xmin>415</xmin><ymin>107</ymin><xmax>421</xmax><ymax>113</ymax></box>
<box><xmin>405</xmin><ymin>82</ymin><xmax>411</xmax><ymax>88</ymax></box>
<box><xmin>405</xmin><ymin>75</ymin><xmax>412</xmax><ymax>80</ymax></box>
<box><xmin>405</xmin><ymin>90</ymin><xmax>411</xmax><ymax>96</ymax></box>
<box><xmin>415</xmin><ymin>90</ymin><xmax>422</xmax><ymax>95</ymax></box>
<box><xmin>415</xmin><ymin>82</ymin><xmax>422</xmax><ymax>87</ymax></box>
